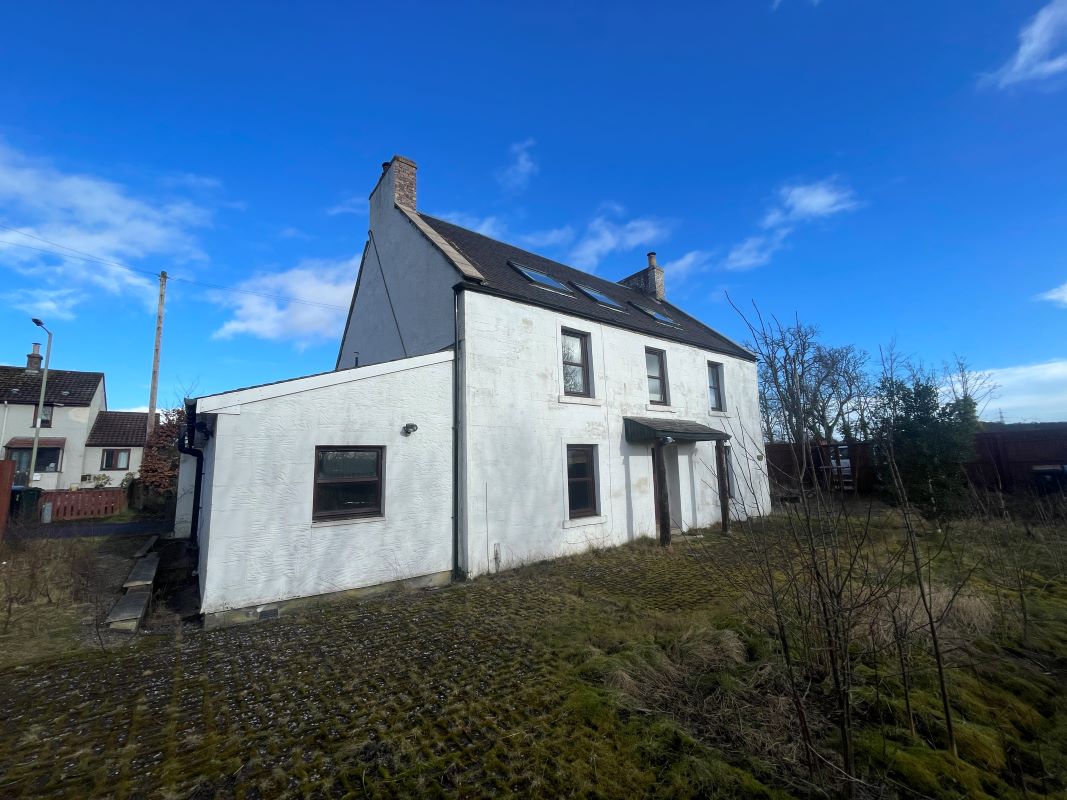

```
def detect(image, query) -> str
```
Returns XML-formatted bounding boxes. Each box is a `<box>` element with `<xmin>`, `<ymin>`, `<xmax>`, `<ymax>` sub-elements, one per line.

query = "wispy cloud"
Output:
<box><xmin>279</xmin><ymin>226</ymin><xmax>311</xmax><ymax>240</ymax></box>
<box><xmin>661</xmin><ymin>250</ymin><xmax>714</xmax><ymax>282</ymax></box>
<box><xmin>326</xmin><ymin>195</ymin><xmax>367</xmax><ymax>216</ymax></box>
<box><xmin>568</xmin><ymin>208</ymin><xmax>670</xmax><ymax>272</ymax></box>
<box><xmin>983</xmin><ymin>359</ymin><xmax>1067</xmax><ymax>422</ymax></box>
<box><xmin>761</xmin><ymin>178</ymin><xmax>858</xmax><ymax>229</ymax></box>
<box><xmin>163</xmin><ymin>172</ymin><xmax>223</xmax><ymax>191</ymax></box>
<box><xmin>517</xmin><ymin>226</ymin><xmax>575</xmax><ymax>249</ymax></box>
<box><xmin>0</xmin><ymin>139</ymin><xmax>210</xmax><ymax>319</ymax></box>
<box><xmin>721</xmin><ymin>177</ymin><xmax>857</xmax><ymax>271</ymax></box>
<box><xmin>983</xmin><ymin>0</ymin><xmax>1067</xmax><ymax>89</ymax></box>
<box><xmin>211</xmin><ymin>255</ymin><xmax>357</xmax><ymax>346</ymax></box>
<box><xmin>434</xmin><ymin>211</ymin><xmax>507</xmax><ymax>239</ymax></box>
<box><xmin>495</xmin><ymin>138</ymin><xmax>538</xmax><ymax>192</ymax></box>
<box><xmin>1038</xmin><ymin>280</ymin><xmax>1067</xmax><ymax>306</ymax></box>
<box><xmin>770</xmin><ymin>0</ymin><xmax>822</xmax><ymax>10</ymax></box>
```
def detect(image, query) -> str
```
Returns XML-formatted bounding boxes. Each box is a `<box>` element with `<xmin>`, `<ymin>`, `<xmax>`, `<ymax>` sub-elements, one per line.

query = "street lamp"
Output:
<box><xmin>28</xmin><ymin>318</ymin><xmax>53</xmax><ymax>485</ymax></box>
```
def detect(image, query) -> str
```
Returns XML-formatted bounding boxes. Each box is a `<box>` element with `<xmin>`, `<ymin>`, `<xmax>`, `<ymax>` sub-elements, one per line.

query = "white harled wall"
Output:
<box><xmin>458</xmin><ymin>290</ymin><xmax>769</xmax><ymax>577</ymax></box>
<box><xmin>191</xmin><ymin>352</ymin><xmax>454</xmax><ymax>614</ymax></box>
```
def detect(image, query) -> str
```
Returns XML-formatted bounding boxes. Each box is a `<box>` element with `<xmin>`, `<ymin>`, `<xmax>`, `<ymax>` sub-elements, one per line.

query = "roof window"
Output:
<box><xmin>632</xmin><ymin>303</ymin><xmax>680</xmax><ymax>326</ymax></box>
<box><xmin>508</xmin><ymin>261</ymin><xmax>573</xmax><ymax>295</ymax></box>
<box><xmin>573</xmin><ymin>283</ymin><xmax>625</xmax><ymax>310</ymax></box>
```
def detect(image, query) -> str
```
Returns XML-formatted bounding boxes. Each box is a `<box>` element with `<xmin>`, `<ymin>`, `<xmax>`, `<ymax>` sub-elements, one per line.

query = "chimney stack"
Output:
<box><xmin>26</xmin><ymin>342</ymin><xmax>42</xmax><ymax>372</ymax></box>
<box><xmin>619</xmin><ymin>251</ymin><xmax>665</xmax><ymax>301</ymax></box>
<box><xmin>388</xmin><ymin>155</ymin><xmax>417</xmax><ymax>209</ymax></box>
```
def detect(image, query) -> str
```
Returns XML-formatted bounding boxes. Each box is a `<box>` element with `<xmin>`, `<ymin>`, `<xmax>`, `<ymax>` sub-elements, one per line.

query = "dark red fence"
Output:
<box><xmin>40</xmin><ymin>488</ymin><xmax>127</xmax><ymax>522</ymax></box>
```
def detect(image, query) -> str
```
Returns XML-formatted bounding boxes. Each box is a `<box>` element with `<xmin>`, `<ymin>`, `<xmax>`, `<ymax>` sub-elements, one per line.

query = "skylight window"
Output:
<box><xmin>573</xmin><ymin>283</ymin><xmax>624</xmax><ymax>310</ymax></box>
<box><xmin>509</xmin><ymin>261</ymin><xmax>573</xmax><ymax>294</ymax></box>
<box><xmin>632</xmin><ymin>303</ymin><xmax>680</xmax><ymax>326</ymax></box>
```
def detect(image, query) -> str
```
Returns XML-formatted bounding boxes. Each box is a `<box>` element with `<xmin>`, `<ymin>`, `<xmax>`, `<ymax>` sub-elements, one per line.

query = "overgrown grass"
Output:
<box><xmin>0</xmin><ymin>517</ymin><xmax>1064</xmax><ymax>798</ymax></box>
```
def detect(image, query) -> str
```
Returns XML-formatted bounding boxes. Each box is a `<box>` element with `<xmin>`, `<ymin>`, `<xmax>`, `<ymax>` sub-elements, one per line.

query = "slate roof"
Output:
<box><xmin>419</xmin><ymin>214</ymin><xmax>755</xmax><ymax>361</ymax></box>
<box><xmin>86</xmin><ymin>411</ymin><xmax>153</xmax><ymax>447</ymax></box>
<box><xmin>0</xmin><ymin>366</ymin><xmax>103</xmax><ymax>406</ymax></box>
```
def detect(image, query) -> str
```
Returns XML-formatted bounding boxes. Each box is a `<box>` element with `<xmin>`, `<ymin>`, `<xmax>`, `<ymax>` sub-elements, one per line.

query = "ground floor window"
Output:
<box><xmin>725</xmin><ymin>445</ymin><xmax>736</xmax><ymax>499</ymax></box>
<box><xmin>313</xmin><ymin>446</ymin><xmax>384</xmax><ymax>521</ymax></box>
<box><xmin>101</xmin><ymin>448</ymin><xmax>131</xmax><ymax>470</ymax></box>
<box><xmin>566</xmin><ymin>444</ymin><xmax>598</xmax><ymax>518</ymax></box>
<box><xmin>7</xmin><ymin>447</ymin><xmax>62</xmax><ymax>477</ymax></box>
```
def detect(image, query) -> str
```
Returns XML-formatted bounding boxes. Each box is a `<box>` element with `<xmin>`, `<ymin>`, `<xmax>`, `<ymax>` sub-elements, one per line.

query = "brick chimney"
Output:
<box><xmin>372</xmin><ymin>155</ymin><xmax>417</xmax><ymax>209</ymax></box>
<box><xmin>25</xmin><ymin>343</ymin><xmax>42</xmax><ymax>372</ymax></box>
<box><xmin>619</xmin><ymin>252</ymin><xmax>665</xmax><ymax>301</ymax></box>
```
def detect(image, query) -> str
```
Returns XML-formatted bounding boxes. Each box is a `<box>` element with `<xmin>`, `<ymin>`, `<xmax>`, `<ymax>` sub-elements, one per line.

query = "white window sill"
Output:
<box><xmin>708</xmin><ymin>410</ymin><xmax>730</xmax><ymax>418</ymax></box>
<box><xmin>563</xmin><ymin>515</ymin><xmax>607</xmax><ymax>529</ymax></box>
<box><xmin>312</xmin><ymin>515</ymin><xmax>385</xmax><ymax>528</ymax></box>
<box><xmin>558</xmin><ymin>395</ymin><xmax>604</xmax><ymax>406</ymax></box>
<box><xmin>645</xmin><ymin>404</ymin><xmax>678</xmax><ymax>413</ymax></box>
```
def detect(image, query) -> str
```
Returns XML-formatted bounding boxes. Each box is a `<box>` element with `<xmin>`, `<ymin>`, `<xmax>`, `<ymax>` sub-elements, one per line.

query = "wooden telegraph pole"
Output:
<box><xmin>147</xmin><ymin>271</ymin><xmax>167</xmax><ymax>439</ymax></box>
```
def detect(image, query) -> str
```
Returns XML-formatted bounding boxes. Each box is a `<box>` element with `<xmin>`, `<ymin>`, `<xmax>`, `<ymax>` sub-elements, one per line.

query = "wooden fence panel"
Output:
<box><xmin>40</xmin><ymin>488</ymin><xmax>127</xmax><ymax>522</ymax></box>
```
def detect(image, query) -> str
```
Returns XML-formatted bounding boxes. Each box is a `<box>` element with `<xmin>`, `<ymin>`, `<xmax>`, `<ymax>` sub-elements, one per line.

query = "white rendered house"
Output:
<box><xmin>178</xmin><ymin>155</ymin><xmax>770</xmax><ymax>624</ymax></box>
<box><xmin>1</xmin><ymin>347</ymin><xmax>151</xmax><ymax>491</ymax></box>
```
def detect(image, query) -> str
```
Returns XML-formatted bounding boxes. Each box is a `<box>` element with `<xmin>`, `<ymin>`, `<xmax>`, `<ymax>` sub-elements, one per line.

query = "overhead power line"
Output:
<box><xmin>0</xmin><ymin>224</ymin><xmax>349</xmax><ymax>311</ymax></box>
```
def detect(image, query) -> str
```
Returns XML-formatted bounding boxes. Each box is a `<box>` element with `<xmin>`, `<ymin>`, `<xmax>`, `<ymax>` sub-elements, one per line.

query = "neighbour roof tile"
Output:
<box><xmin>0</xmin><ymin>366</ymin><xmax>103</xmax><ymax>406</ymax></box>
<box><xmin>86</xmin><ymin>411</ymin><xmax>153</xmax><ymax>447</ymax></box>
<box><xmin>419</xmin><ymin>214</ymin><xmax>755</xmax><ymax>361</ymax></box>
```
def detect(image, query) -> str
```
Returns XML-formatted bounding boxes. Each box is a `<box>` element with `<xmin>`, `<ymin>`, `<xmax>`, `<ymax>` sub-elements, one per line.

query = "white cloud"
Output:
<box><xmin>517</xmin><ymin>226</ymin><xmax>575</xmax><ymax>249</ymax></box>
<box><xmin>568</xmin><ymin>212</ymin><xmax>670</xmax><ymax>272</ymax></box>
<box><xmin>116</xmin><ymin>405</ymin><xmax>150</xmax><ymax>413</ymax></box>
<box><xmin>0</xmin><ymin>140</ymin><xmax>210</xmax><ymax>318</ymax></box>
<box><xmin>1</xmin><ymin>287</ymin><xmax>83</xmax><ymax>320</ymax></box>
<box><xmin>661</xmin><ymin>250</ymin><xmax>713</xmax><ymax>281</ymax></box>
<box><xmin>279</xmin><ymin>226</ymin><xmax>311</xmax><ymax>240</ymax></box>
<box><xmin>983</xmin><ymin>359</ymin><xmax>1067</xmax><ymax>422</ymax></box>
<box><xmin>762</xmin><ymin>178</ymin><xmax>858</xmax><ymax>229</ymax></box>
<box><xmin>212</xmin><ymin>255</ymin><xmax>357</xmax><ymax>345</ymax></box>
<box><xmin>163</xmin><ymin>173</ymin><xmax>222</xmax><ymax>191</ymax></box>
<box><xmin>1038</xmin><ymin>280</ymin><xmax>1067</xmax><ymax>306</ymax></box>
<box><xmin>984</xmin><ymin>0</ymin><xmax>1067</xmax><ymax>89</ymax></box>
<box><xmin>720</xmin><ymin>177</ymin><xmax>857</xmax><ymax>270</ymax></box>
<box><xmin>722</xmin><ymin>228</ymin><xmax>790</xmax><ymax>271</ymax></box>
<box><xmin>434</xmin><ymin>211</ymin><xmax>507</xmax><ymax>239</ymax></box>
<box><xmin>495</xmin><ymin>138</ymin><xmax>538</xmax><ymax>192</ymax></box>
<box><xmin>326</xmin><ymin>195</ymin><xmax>367</xmax><ymax>216</ymax></box>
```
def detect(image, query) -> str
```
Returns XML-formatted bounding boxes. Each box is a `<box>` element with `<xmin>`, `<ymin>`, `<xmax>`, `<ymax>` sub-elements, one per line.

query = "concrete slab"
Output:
<box><xmin>105</xmin><ymin>589</ymin><xmax>150</xmax><ymax>631</ymax></box>
<box><xmin>133</xmin><ymin>535</ymin><xmax>158</xmax><ymax>559</ymax></box>
<box><xmin>123</xmin><ymin>553</ymin><xmax>159</xmax><ymax>589</ymax></box>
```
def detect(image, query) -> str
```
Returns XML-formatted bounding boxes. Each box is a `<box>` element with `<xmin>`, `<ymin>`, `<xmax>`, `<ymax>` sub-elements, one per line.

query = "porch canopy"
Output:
<box><xmin>5</xmin><ymin>437</ymin><xmax>66</xmax><ymax>449</ymax></box>
<box><xmin>623</xmin><ymin>417</ymin><xmax>730</xmax><ymax>444</ymax></box>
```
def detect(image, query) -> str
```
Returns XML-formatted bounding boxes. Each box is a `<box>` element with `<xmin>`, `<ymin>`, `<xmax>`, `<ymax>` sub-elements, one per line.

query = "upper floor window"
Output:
<box><xmin>562</xmin><ymin>329</ymin><xmax>592</xmax><ymax>397</ymax></box>
<box><xmin>708</xmin><ymin>362</ymin><xmax>725</xmax><ymax>411</ymax></box>
<box><xmin>313</xmin><ymin>446</ymin><xmax>384</xmax><ymax>521</ymax></box>
<box><xmin>646</xmin><ymin>348</ymin><xmax>669</xmax><ymax>405</ymax></box>
<box><xmin>34</xmin><ymin>404</ymin><xmax>54</xmax><ymax>428</ymax></box>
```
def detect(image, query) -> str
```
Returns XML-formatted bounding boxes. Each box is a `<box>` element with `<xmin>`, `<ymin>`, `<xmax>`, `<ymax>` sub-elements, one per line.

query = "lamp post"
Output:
<box><xmin>28</xmin><ymin>318</ymin><xmax>53</xmax><ymax>485</ymax></box>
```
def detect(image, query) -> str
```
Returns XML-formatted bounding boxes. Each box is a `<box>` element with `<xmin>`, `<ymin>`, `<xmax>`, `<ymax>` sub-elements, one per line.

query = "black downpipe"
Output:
<box><xmin>176</xmin><ymin>399</ymin><xmax>203</xmax><ymax>546</ymax></box>
<box><xmin>451</xmin><ymin>286</ymin><xmax>462</xmax><ymax>580</ymax></box>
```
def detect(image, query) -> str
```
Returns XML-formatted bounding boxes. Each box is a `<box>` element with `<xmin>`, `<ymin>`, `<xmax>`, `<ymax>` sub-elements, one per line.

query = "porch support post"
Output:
<box><xmin>654</xmin><ymin>442</ymin><xmax>671</xmax><ymax>546</ymax></box>
<box><xmin>716</xmin><ymin>439</ymin><xmax>730</xmax><ymax>533</ymax></box>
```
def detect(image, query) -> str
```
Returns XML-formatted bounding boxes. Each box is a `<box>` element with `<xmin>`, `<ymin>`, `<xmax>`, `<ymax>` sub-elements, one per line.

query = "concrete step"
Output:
<box><xmin>133</xmin><ymin>535</ymin><xmax>158</xmax><ymax>559</ymax></box>
<box><xmin>105</xmin><ymin>588</ymin><xmax>151</xmax><ymax>631</ymax></box>
<box><xmin>123</xmin><ymin>553</ymin><xmax>159</xmax><ymax>590</ymax></box>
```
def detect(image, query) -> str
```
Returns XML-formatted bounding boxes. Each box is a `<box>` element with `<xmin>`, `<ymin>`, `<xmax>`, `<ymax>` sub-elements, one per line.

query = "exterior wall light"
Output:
<box><xmin>402</xmin><ymin>423</ymin><xmax>418</xmax><ymax>436</ymax></box>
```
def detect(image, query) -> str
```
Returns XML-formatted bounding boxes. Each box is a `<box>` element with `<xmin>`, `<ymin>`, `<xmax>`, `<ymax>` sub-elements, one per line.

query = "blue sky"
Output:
<box><xmin>1</xmin><ymin>1</ymin><xmax>1065</xmax><ymax>421</ymax></box>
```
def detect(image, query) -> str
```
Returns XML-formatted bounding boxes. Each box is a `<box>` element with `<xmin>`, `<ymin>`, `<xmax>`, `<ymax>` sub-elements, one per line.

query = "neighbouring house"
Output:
<box><xmin>177</xmin><ymin>155</ymin><xmax>771</xmax><ymax>625</ymax></box>
<box><xmin>1</xmin><ymin>345</ymin><xmax>151</xmax><ymax>490</ymax></box>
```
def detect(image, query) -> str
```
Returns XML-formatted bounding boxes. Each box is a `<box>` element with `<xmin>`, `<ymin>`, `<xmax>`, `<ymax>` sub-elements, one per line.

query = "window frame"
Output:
<box><xmin>561</xmin><ymin>328</ymin><xmax>593</xmax><ymax>398</ymax></box>
<box><xmin>33</xmin><ymin>404</ymin><xmax>54</xmax><ymax>429</ymax></box>
<box><xmin>312</xmin><ymin>445</ymin><xmax>385</xmax><ymax>522</ymax></box>
<box><xmin>100</xmin><ymin>448</ymin><xmax>131</xmax><ymax>471</ymax></box>
<box><xmin>645</xmin><ymin>347</ymin><xmax>670</xmax><ymax>406</ymax></box>
<box><xmin>566</xmin><ymin>444</ymin><xmax>599</xmax><ymax>519</ymax></box>
<box><xmin>8</xmin><ymin>446</ymin><xmax>62</xmax><ymax>473</ymax></box>
<box><xmin>707</xmin><ymin>361</ymin><xmax>725</xmax><ymax>412</ymax></box>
